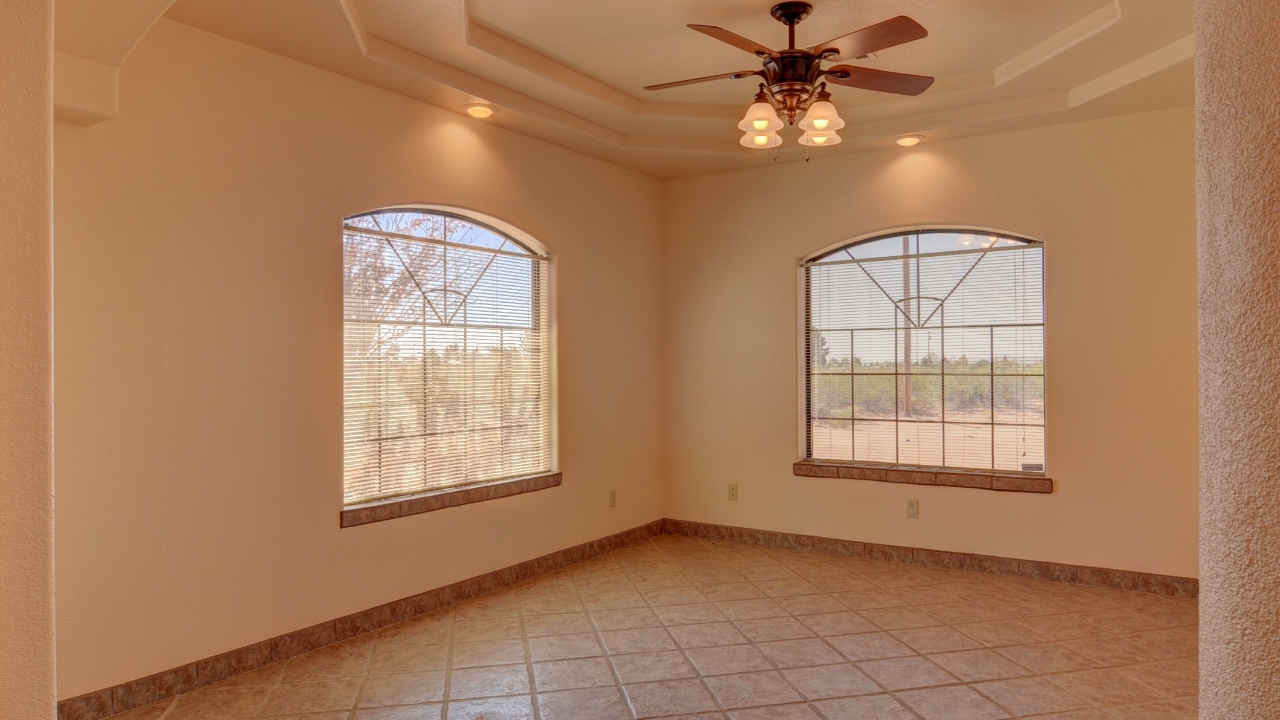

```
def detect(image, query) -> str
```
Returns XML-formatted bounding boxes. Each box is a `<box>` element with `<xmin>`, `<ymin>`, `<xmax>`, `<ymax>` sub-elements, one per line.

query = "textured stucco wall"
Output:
<box><xmin>1196</xmin><ymin>0</ymin><xmax>1280</xmax><ymax>716</ymax></box>
<box><xmin>0</xmin><ymin>0</ymin><xmax>57</xmax><ymax>718</ymax></box>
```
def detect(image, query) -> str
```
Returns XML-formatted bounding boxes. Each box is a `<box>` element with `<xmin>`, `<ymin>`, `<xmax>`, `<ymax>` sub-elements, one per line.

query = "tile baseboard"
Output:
<box><xmin>58</xmin><ymin>517</ymin><xmax>1196</xmax><ymax>720</ymax></box>
<box><xmin>661</xmin><ymin>518</ymin><xmax>1198</xmax><ymax>598</ymax></box>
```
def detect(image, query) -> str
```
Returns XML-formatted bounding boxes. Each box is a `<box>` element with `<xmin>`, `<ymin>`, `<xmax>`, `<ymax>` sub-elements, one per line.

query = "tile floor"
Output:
<box><xmin>116</xmin><ymin>535</ymin><xmax>1199</xmax><ymax>719</ymax></box>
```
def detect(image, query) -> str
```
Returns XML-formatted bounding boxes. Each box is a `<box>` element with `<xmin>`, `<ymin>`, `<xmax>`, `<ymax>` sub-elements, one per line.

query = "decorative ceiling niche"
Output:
<box><xmin>55</xmin><ymin>0</ymin><xmax>1193</xmax><ymax>178</ymax></box>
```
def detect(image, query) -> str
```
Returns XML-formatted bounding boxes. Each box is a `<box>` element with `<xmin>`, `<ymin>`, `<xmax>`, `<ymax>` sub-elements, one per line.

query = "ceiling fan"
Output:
<box><xmin>645</xmin><ymin>1</ymin><xmax>934</xmax><ymax>149</ymax></box>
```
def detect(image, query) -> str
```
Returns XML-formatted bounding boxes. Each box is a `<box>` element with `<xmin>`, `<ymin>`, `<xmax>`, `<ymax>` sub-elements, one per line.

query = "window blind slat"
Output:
<box><xmin>805</xmin><ymin>231</ymin><xmax>1045</xmax><ymax>474</ymax></box>
<box><xmin>342</xmin><ymin>212</ymin><xmax>553</xmax><ymax>506</ymax></box>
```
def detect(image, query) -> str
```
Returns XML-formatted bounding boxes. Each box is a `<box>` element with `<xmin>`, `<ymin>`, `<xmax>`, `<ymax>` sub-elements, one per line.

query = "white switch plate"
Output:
<box><xmin>728</xmin><ymin>484</ymin><xmax>739</xmax><ymax>501</ymax></box>
<box><xmin>907</xmin><ymin>499</ymin><xmax>919</xmax><ymax>519</ymax></box>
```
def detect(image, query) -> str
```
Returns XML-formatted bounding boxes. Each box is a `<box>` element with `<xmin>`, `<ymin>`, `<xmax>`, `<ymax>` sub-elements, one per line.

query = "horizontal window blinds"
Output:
<box><xmin>804</xmin><ymin>232</ymin><xmax>1045</xmax><ymax>474</ymax></box>
<box><xmin>343</xmin><ymin>211</ymin><xmax>552</xmax><ymax>506</ymax></box>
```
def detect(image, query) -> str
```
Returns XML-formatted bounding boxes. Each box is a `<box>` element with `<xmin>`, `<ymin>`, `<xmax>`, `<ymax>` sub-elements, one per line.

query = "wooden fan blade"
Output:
<box><xmin>825</xmin><ymin>65</ymin><xmax>935</xmax><ymax>96</ymax></box>
<box><xmin>644</xmin><ymin>70</ymin><xmax>761</xmax><ymax>91</ymax></box>
<box><xmin>811</xmin><ymin>16</ymin><xmax>928</xmax><ymax>62</ymax></box>
<box><xmin>688</xmin><ymin>24</ymin><xmax>777</xmax><ymax>57</ymax></box>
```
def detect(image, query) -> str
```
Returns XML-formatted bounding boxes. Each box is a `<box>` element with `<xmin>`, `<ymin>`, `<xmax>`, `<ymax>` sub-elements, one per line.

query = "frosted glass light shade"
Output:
<box><xmin>798</xmin><ymin>130</ymin><xmax>842</xmax><ymax>146</ymax></box>
<box><xmin>798</xmin><ymin>100</ymin><xmax>845</xmax><ymax>132</ymax></box>
<box><xmin>738</xmin><ymin>101</ymin><xmax>784</xmax><ymax>132</ymax></box>
<box><xmin>740</xmin><ymin>131</ymin><xmax>783</xmax><ymax>149</ymax></box>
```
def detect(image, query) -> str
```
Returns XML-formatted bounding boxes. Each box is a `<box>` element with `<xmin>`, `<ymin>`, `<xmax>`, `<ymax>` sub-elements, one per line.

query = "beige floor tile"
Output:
<box><xmin>590</xmin><ymin>607</ymin><xmax>663</xmax><ymax>630</ymax></box>
<box><xmin>704</xmin><ymin>671</ymin><xmax>804</xmax><ymax>709</ymax></box>
<box><xmin>1116</xmin><ymin>658</ymin><xmax>1198</xmax><ymax>698</ymax></box>
<box><xmin>715</xmin><ymin>599</ymin><xmax>789</xmax><ymax>620</ymax></box>
<box><xmin>701</xmin><ymin>583</ymin><xmax>765</xmax><ymax>602</ymax></box>
<box><xmin>781</xmin><ymin>664</ymin><xmax>880</xmax><ymax>700</ymax></box>
<box><xmin>812</xmin><ymin>694</ymin><xmax>918</xmax><ymax>719</ymax></box>
<box><xmin>994</xmin><ymin>642</ymin><xmax>1099</xmax><ymax>674</ymax></box>
<box><xmin>532</xmin><ymin>657</ymin><xmax>616</xmax><ymax>692</ymax></box>
<box><xmin>920</xmin><ymin>602</ymin><xmax>1006</xmax><ymax>625</ymax></box>
<box><xmin>167</xmin><ymin>686</ymin><xmax>273</xmax><ymax>719</ymax></box>
<box><xmin>826</xmin><ymin>633</ymin><xmax>917</xmax><ymax>662</ymax></box>
<box><xmin>610</xmin><ymin>650</ymin><xmax>698</xmax><ymax>684</ymax></box>
<box><xmin>1060</xmin><ymin>635</ymin><xmax>1166</xmax><ymax>666</ymax></box>
<box><xmin>891</xmin><ymin>626</ymin><xmax>984</xmax><ymax>654</ymax></box>
<box><xmin>368</xmin><ymin>643</ymin><xmax>448</xmax><ymax>675</ymax></box>
<box><xmin>727</xmin><ymin>704</ymin><xmax>822</xmax><ymax>719</ymax></box>
<box><xmin>262</xmin><ymin>678</ymin><xmax>361</xmax><ymax>715</ymax></box>
<box><xmin>166</xmin><ymin>535</ymin><xmax>1197</xmax><ymax>720</ymax></box>
<box><xmin>972</xmin><ymin>676</ymin><xmax>1087</xmax><ymax>716</ymax></box>
<box><xmin>454</xmin><ymin>616</ymin><xmax>523</xmax><ymax>642</ymax></box>
<box><xmin>1105</xmin><ymin>699</ymin><xmax>1197</xmax><ymax>719</ymax></box>
<box><xmin>685</xmin><ymin>645</ymin><xmax>774</xmax><ymax>676</ymax></box>
<box><xmin>600</xmin><ymin>627</ymin><xmax>677</xmax><ymax>655</ymax></box>
<box><xmin>734</xmin><ymin>617</ymin><xmax>815</xmax><ymax>642</ymax></box>
<box><xmin>451</xmin><ymin>639</ymin><xmax>526</xmax><ymax>668</ymax></box>
<box><xmin>351</xmin><ymin>704</ymin><xmax>443</xmax><ymax>719</ymax></box>
<box><xmin>624</xmin><ymin>678</ymin><xmax>721</xmax><ymax>718</ymax></box>
<box><xmin>775</xmin><ymin>594</ymin><xmax>848</xmax><ymax>616</ymax></box>
<box><xmin>357</xmin><ymin>671</ymin><xmax>446</xmax><ymax>707</ymax></box>
<box><xmin>855</xmin><ymin>656</ymin><xmax>956</xmax><ymax>691</ymax></box>
<box><xmin>528</xmin><ymin>632</ymin><xmax>604</xmax><ymax>662</ymax></box>
<box><xmin>524</xmin><ymin>612</ymin><xmax>594</xmax><ymax>638</ymax></box>
<box><xmin>755</xmin><ymin>639</ymin><xmax>844</xmax><ymax>668</ymax></box>
<box><xmin>926</xmin><ymin>649</ymin><xmax>1029</xmax><ymax>682</ymax></box>
<box><xmin>739</xmin><ymin>566</ymin><xmax>802</xmax><ymax>582</ymax></box>
<box><xmin>1046</xmin><ymin>667</ymin><xmax>1163</xmax><ymax>706</ymax></box>
<box><xmin>807</xmin><ymin>576</ymin><xmax>876</xmax><ymax>593</ymax></box>
<box><xmin>446</xmin><ymin>695</ymin><xmax>535</xmax><ymax>720</ymax></box>
<box><xmin>538</xmin><ymin>686</ymin><xmax>632</xmax><ymax>720</ymax></box>
<box><xmin>448</xmin><ymin>665</ymin><xmax>530</xmax><ymax>700</ymax></box>
<box><xmin>954</xmin><ymin>620</ymin><xmax>1045</xmax><ymax>648</ymax></box>
<box><xmin>655</xmin><ymin>603</ymin><xmax>727</xmax><ymax>626</ymax></box>
<box><xmin>860</xmin><ymin>604</ymin><xmax>942</xmax><ymax>627</ymax></box>
<box><xmin>896</xmin><ymin>685</ymin><xmax>1010</xmax><ymax>720</ymax></box>
<box><xmin>669</xmin><ymin>622</ymin><xmax>751</xmax><ymax>649</ymax></box>
<box><xmin>795</xmin><ymin>612</ymin><xmax>878</xmax><ymax>637</ymax></box>
<box><xmin>643</xmin><ymin>586</ymin><xmax>709</xmax><ymax>606</ymax></box>
<box><xmin>754</xmin><ymin>579</ymin><xmax>825</xmax><ymax>598</ymax></box>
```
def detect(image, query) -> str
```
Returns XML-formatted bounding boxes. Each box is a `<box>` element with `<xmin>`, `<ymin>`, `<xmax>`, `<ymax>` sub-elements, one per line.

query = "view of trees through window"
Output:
<box><xmin>343</xmin><ymin>209</ymin><xmax>552</xmax><ymax>505</ymax></box>
<box><xmin>804</xmin><ymin>231</ymin><xmax>1045</xmax><ymax>473</ymax></box>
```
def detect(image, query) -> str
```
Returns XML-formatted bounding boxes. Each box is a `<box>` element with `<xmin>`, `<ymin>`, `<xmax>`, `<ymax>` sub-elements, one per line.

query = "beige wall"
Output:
<box><xmin>662</xmin><ymin>106</ymin><xmax>1198</xmax><ymax>579</ymax></box>
<box><xmin>53</xmin><ymin>19</ymin><xmax>663</xmax><ymax>699</ymax></box>
<box><xmin>0</xmin><ymin>0</ymin><xmax>57</xmax><ymax>718</ymax></box>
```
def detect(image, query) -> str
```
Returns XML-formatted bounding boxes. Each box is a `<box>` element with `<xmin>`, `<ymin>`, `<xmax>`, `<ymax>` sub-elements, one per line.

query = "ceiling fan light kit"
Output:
<box><xmin>646</xmin><ymin>1</ymin><xmax>934</xmax><ymax>152</ymax></box>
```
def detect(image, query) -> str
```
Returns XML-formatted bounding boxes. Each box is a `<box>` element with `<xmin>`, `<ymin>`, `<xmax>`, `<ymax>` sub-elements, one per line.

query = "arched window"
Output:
<box><xmin>343</xmin><ymin>209</ymin><xmax>553</xmax><ymax>507</ymax></box>
<box><xmin>803</xmin><ymin>230</ymin><xmax>1045</xmax><ymax>474</ymax></box>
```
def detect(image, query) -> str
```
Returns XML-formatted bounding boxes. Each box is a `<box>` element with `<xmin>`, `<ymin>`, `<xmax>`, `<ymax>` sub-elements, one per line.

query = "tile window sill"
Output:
<box><xmin>341</xmin><ymin>472</ymin><xmax>562</xmax><ymax>527</ymax></box>
<box><xmin>793</xmin><ymin>460</ymin><xmax>1052</xmax><ymax>493</ymax></box>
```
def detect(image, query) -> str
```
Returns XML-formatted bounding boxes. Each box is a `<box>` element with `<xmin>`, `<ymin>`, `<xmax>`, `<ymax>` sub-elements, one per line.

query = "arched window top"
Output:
<box><xmin>345</xmin><ymin>208</ymin><xmax>544</xmax><ymax>257</ymax></box>
<box><xmin>808</xmin><ymin>230</ymin><xmax>1039</xmax><ymax>265</ymax></box>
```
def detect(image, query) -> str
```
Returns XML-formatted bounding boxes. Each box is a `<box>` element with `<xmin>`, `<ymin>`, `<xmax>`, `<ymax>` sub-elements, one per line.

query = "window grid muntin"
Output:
<box><xmin>343</xmin><ymin>211</ymin><xmax>552</xmax><ymax>506</ymax></box>
<box><xmin>804</xmin><ymin>231</ymin><xmax>1045</xmax><ymax>474</ymax></box>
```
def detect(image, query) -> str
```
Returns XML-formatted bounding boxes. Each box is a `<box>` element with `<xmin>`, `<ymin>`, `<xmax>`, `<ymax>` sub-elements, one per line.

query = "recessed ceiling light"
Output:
<box><xmin>463</xmin><ymin>103</ymin><xmax>498</xmax><ymax>119</ymax></box>
<box><xmin>896</xmin><ymin>135</ymin><xmax>925</xmax><ymax>147</ymax></box>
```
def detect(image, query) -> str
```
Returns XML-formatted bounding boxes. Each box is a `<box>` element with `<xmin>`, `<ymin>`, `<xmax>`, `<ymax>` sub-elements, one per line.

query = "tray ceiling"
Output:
<box><xmin>57</xmin><ymin>0</ymin><xmax>1193</xmax><ymax>179</ymax></box>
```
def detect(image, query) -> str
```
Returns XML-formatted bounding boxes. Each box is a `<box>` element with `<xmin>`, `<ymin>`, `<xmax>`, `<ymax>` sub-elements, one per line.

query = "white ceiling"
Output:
<box><xmin>58</xmin><ymin>0</ymin><xmax>1194</xmax><ymax>179</ymax></box>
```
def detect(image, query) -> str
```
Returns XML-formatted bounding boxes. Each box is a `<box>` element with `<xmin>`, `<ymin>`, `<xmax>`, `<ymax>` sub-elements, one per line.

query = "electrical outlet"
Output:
<box><xmin>609</xmin><ymin>489</ymin><xmax>617</xmax><ymax>508</ymax></box>
<box><xmin>728</xmin><ymin>483</ymin><xmax>739</xmax><ymax>501</ymax></box>
<box><xmin>907</xmin><ymin>499</ymin><xmax>919</xmax><ymax>519</ymax></box>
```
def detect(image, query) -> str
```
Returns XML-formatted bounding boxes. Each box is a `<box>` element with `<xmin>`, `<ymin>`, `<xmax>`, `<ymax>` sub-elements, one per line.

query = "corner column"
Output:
<box><xmin>1196</xmin><ymin>1</ymin><xmax>1280</xmax><ymax>717</ymax></box>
